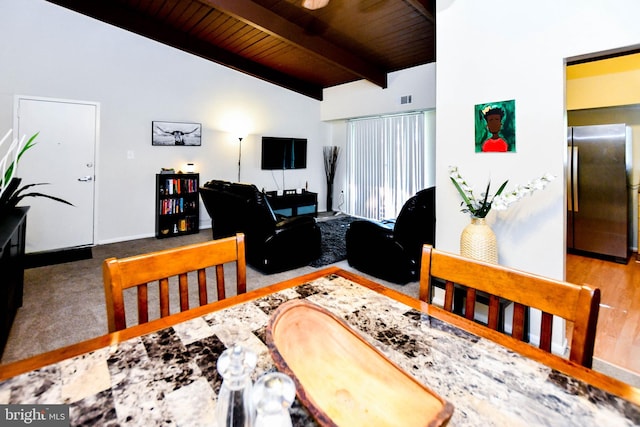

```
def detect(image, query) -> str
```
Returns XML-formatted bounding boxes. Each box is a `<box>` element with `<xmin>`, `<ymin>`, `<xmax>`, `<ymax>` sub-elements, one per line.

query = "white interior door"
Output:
<box><xmin>16</xmin><ymin>97</ymin><xmax>97</xmax><ymax>253</ymax></box>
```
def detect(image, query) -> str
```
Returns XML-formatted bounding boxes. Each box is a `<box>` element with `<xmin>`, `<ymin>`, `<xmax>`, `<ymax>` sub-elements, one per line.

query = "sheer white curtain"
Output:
<box><xmin>345</xmin><ymin>112</ymin><xmax>431</xmax><ymax>220</ymax></box>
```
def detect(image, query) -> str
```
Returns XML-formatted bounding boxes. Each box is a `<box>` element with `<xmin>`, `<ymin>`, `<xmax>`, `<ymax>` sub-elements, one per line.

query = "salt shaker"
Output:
<box><xmin>252</xmin><ymin>372</ymin><xmax>296</xmax><ymax>427</ymax></box>
<box><xmin>215</xmin><ymin>345</ymin><xmax>257</xmax><ymax>427</ymax></box>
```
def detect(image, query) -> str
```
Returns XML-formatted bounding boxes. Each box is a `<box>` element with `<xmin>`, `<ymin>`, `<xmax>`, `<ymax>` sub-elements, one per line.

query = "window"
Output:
<box><xmin>345</xmin><ymin>111</ymin><xmax>434</xmax><ymax>220</ymax></box>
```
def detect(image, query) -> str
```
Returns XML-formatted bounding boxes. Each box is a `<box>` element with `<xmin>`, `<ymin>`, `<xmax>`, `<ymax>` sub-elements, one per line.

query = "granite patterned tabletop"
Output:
<box><xmin>1</xmin><ymin>274</ymin><xmax>639</xmax><ymax>426</ymax></box>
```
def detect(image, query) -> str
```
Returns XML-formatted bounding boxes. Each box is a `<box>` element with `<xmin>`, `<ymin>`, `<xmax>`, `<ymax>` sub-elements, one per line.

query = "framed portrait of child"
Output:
<box><xmin>474</xmin><ymin>100</ymin><xmax>515</xmax><ymax>153</ymax></box>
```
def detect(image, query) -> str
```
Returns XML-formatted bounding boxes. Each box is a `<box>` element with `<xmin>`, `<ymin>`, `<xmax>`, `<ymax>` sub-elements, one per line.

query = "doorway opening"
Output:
<box><xmin>566</xmin><ymin>48</ymin><xmax>640</xmax><ymax>261</ymax></box>
<box><xmin>564</xmin><ymin>45</ymin><xmax>640</xmax><ymax>383</ymax></box>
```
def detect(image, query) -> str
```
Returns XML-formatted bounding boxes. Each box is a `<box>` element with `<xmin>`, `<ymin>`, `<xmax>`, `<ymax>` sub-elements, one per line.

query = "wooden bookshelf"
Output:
<box><xmin>155</xmin><ymin>173</ymin><xmax>199</xmax><ymax>238</ymax></box>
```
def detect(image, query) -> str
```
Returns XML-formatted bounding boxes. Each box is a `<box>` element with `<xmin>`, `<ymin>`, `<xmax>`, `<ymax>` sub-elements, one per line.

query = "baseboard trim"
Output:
<box><xmin>592</xmin><ymin>357</ymin><xmax>640</xmax><ymax>388</ymax></box>
<box><xmin>25</xmin><ymin>247</ymin><xmax>93</xmax><ymax>269</ymax></box>
<box><xmin>96</xmin><ymin>225</ymin><xmax>211</xmax><ymax>246</ymax></box>
<box><xmin>97</xmin><ymin>233</ymin><xmax>154</xmax><ymax>245</ymax></box>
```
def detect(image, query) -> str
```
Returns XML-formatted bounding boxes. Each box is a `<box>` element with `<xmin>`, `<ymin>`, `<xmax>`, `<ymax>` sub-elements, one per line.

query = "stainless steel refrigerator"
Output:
<box><xmin>567</xmin><ymin>124</ymin><xmax>631</xmax><ymax>262</ymax></box>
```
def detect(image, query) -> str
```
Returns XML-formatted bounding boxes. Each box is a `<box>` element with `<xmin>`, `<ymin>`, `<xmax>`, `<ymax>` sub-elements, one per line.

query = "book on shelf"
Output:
<box><xmin>160</xmin><ymin>197</ymin><xmax>199</xmax><ymax>215</ymax></box>
<box><xmin>161</xmin><ymin>177</ymin><xmax>198</xmax><ymax>195</ymax></box>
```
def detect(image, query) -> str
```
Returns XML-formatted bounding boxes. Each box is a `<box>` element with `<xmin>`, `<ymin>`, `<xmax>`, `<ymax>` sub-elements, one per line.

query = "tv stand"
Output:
<box><xmin>266</xmin><ymin>190</ymin><xmax>317</xmax><ymax>217</ymax></box>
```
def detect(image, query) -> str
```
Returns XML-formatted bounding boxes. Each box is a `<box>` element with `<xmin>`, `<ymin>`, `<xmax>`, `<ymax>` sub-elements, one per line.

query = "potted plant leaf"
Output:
<box><xmin>0</xmin><ymin>131</ymin><xmax>73</xmax><ymax>215</ymax></box>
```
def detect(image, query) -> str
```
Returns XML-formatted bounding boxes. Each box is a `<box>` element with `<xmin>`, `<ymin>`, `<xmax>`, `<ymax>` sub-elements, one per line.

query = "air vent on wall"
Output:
<box><xmin>400</xmin><ymin>95</ymin><xmax>413</xmax><ymax>105</ymax></box>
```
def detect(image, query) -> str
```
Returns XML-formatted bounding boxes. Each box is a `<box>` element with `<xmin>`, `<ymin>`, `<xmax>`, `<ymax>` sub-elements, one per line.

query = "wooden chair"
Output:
<box><xmin>103</xmin><ymin>233</ymin><xmax>246</xmax><ymax>332</ymax></box>
<box><xmin>419</xmin><ymin>245</ymin><xmax>600</xmax><ymax>368</ymax></box>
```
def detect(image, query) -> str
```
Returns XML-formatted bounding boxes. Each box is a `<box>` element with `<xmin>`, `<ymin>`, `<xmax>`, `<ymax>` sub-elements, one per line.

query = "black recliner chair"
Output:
<box><xmin>345</xmin><ymin>187</ymin><xmax>435</xmax><ymax>284</ymax></box>
<box><xmin>200</xmin><ymin>180</ymin><xmax>322</xmax><ymax>274</ymax></box>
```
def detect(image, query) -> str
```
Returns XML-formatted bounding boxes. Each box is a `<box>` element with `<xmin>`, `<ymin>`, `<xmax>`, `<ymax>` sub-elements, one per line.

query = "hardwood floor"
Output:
<box><xmin>566</xmin><ymin>252</ymin><xmax>640</xmax><ymax>375</ymax></box>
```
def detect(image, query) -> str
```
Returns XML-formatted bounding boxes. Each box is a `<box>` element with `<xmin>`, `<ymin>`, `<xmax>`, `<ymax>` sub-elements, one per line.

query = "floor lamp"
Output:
<box><xmin>237</xmin><ymin>137</ymin><xmax>243</xmax><ymax>182</ymax></box>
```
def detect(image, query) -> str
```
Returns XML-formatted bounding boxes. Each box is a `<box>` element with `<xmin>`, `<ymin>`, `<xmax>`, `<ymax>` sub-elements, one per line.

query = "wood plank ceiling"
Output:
<box><xmin>45</xmin><ymin>0</ymin><xmax>436</xmax><ymax>100</ymax></box>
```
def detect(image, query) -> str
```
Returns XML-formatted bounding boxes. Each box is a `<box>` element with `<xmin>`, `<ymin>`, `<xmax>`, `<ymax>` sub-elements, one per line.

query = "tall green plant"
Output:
<box><xmin>0</xmin><ymin>132</ymin><xmax>73</xmax><ymax>210</ymax></box>
<box><xmin>1</xmin><ymin>132</ymin><xmax>38</xmax><ymax>188</ymax></box>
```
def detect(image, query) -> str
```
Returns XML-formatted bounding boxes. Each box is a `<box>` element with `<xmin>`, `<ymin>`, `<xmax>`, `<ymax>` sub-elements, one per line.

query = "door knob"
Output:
<box><xmin>78</xmin><ymin>176</ymin><xmax>93</xmax><ymax>182</ymax></box>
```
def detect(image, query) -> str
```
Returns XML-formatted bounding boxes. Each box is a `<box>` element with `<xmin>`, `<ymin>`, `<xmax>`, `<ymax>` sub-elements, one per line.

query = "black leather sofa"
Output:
<box><xmin>200</xmin><ymin>180</ymin><xmax>322</xmax><ymax>274</ymax></box>
<box><xmin>345</xmin><ymin>187</ymin><xmax>436</xmax><ymax>284</ymax></box>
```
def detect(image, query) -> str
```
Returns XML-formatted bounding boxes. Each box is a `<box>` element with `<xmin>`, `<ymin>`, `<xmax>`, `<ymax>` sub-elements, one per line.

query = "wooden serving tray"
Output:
<box><xmin>266</xmin><ymin>299</ymin><xmax>453</xmax><ymax>427</ymax></box>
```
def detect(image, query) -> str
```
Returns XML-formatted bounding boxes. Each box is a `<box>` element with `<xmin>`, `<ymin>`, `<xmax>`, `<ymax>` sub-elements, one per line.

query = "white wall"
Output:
<box><xmin>321</xmin><ymin>63</ymin><xmax>437</xmax><ymax>121</ymax></box>
<box><xmin>0</xmin><ymin>0</ymin><xmax>329</xmax><ymax>244</ymax></box>
<box><xmin>435</xmin><ymin>0</ymin><xmax>640</xmax><ymax>280</ymax></box>
<box><xmin>436</xmin><ymin>0</ymin><xmax>640</xmax><ymax>354</ymax></box>
<box><xmin>321</xmin><ymin>63</ymin><xmax>437</xmax><ymax>209</ymax></box>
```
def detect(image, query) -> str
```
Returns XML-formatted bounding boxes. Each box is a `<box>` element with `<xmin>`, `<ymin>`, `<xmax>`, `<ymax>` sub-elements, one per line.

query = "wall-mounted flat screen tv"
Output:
<box><xmin>261</xmin><ymin>137</ymin><xmax>307</xmax><ymax>170</ymax></box>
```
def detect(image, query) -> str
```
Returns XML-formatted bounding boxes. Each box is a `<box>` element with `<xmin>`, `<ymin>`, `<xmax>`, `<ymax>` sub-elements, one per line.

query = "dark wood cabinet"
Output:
<box><xmin>0</xmin><ymin>207</ymin><xmax>28</xmax><ymax>356</ymax></box>
<box><xmin>155</xmin><ymin>173</ymin><xmax>199</xmax><ymax>238</ymax></box>
<box><xmin>266</xmin><ymin>190</ymin><xmax>318</xmax><ymax>217</ymax></box>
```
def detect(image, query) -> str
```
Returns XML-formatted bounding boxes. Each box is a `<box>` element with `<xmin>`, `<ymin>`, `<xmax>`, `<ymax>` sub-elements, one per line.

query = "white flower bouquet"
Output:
<box><xmin>449</xmin><ymin>166</ymin><xmax>554</xmax><ymax>218</ymax></box>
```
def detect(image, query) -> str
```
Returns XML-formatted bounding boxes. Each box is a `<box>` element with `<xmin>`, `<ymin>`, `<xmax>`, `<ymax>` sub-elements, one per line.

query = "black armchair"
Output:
<box><xmin>345</xmin><ymin>187</ymin><xmax>435</xmax><ymax>284</ymax></box>
<box><xmin>199</xmin><ymin>180</ymin><xmax>322</xmax><ymax>274</ymax></box>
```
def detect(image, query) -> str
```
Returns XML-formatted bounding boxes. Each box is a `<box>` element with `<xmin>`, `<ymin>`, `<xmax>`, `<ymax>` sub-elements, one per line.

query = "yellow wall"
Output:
<box><xmin>567</xmin><ymin>53</ymin><xmax>640</xmax><ymax>110</ymax></box>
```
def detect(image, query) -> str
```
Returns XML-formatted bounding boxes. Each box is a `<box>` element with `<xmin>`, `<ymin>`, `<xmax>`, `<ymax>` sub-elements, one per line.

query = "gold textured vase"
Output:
<box><xmin>460</xmin><ymin>217</ymin><xmax>498</xmax><ymax>264</ymax></box>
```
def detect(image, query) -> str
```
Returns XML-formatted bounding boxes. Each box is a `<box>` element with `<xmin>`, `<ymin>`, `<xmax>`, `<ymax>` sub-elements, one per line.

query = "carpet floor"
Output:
<box><xmin>1</xmin><ymin>226</ymin><xmax>418</xmax><ymax>365</ymax></box>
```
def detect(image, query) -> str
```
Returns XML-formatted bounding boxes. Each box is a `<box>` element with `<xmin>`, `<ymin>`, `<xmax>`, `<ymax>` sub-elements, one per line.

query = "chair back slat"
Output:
<box><xmin>488</xmin><ymin>295</ymin><xmax>500</xmax><ymax>329</ymax></box>
<box><xmin>159</xmin><ymin>278</ymin><xmax>170</xmax><ymax>318</ymax></box>
<box><xmin>419</xmin><ymin>245</ymin><xmax>600</xmax><ymax>368</ymax></box>
<box><xmin>512</xmin><ymin>303</ymin><xmax>526</xmax><ymax>341</ymax></box>
<box><xmin>137</xmin><ymin>284</ymin><xmax>148</xmax><ymax>325</ymax></box>
<box><xmin>464</xmin><ymin>288</ymin><xmax>476</xmax><ymax>321</ymax></box>
<box><xmin>444</xmin><ymin>281</ymin><xmax>454</xmax><ymax>311</ymax></box>
<box><xmin>540</xmin><ymin>312</ymin><xmax>553</xmax><ymax>352</ymax></box>
<box><xmin>198</xmin><ymin>268</ymin><xmax>208</xmax><ymax>306</ymax></box>
<box><xmin>179</xmin><ymin>273</ymin><xmax>189</xmax><ymax>312</ymax></box>
<box><xmin>103</xmin><ymin>233</ymin><xmax>247</xmax><ymax>332</ymax></box>
<box><xmin>216</xmin><ymin>264</ymin><xmax>226</xmax><ymax>300</ymax></box>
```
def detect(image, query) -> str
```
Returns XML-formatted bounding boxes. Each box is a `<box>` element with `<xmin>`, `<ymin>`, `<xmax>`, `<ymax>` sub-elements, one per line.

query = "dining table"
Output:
<box><xmin>0</xmin><ymin>266</ymin><xmax>639</xmax><ymax>426</ymax></box>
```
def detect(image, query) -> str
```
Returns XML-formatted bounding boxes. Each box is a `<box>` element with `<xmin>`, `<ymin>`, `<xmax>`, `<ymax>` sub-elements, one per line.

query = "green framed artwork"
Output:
<box><xmin>474</xmin><ymin>100</ymin><xmax>515</xmax><ymax>153</ymax></box>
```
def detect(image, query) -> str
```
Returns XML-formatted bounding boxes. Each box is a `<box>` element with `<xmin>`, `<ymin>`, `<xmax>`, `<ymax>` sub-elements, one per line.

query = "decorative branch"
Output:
<box><xmin>323</xmin><ymin>146</ymin><xmax>340</xmax><ymax>185</ymax></box>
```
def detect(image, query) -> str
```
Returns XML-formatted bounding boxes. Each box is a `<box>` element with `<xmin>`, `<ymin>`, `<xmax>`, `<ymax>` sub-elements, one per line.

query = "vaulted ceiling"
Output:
<box><xmin>45</xmin><ymin>0</ymin><xmax>436</xmax><ymax>100</ymax></box>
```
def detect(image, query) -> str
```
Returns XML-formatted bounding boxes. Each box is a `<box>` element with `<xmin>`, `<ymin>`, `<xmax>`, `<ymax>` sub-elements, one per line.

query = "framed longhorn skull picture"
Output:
<box><xmin>152</xmin><ymin>121</ymin><xmax>202</xmax><ymax>146</ymax></box>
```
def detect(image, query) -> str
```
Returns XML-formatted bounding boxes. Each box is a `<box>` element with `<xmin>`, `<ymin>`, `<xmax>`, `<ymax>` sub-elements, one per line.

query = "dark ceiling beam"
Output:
<box><xmin>202</xmin><ymin>0</ymin><xmax>388</xmax><ymax>89</ymax></box>
<box><xmin>44</xmin><ymin>0</ymin><xmax>324</xmax><ymax>99</ymax></box>
<box><xmin>405</xmin><ymin>0</ymin><xmax>436</xmax><ymax>24</ymax></box>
